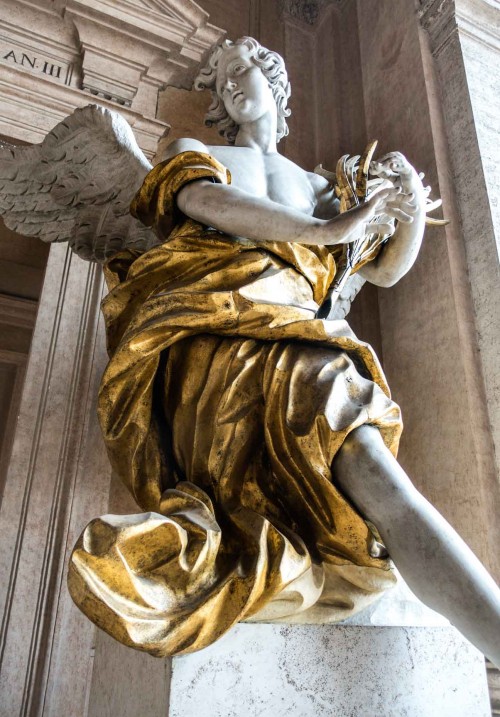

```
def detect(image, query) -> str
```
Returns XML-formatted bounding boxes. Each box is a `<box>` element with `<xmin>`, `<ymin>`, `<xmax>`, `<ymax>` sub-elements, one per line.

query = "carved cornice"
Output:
<box><xmin>418</xmin><ymin>0</ymin><xmax>458</xmax><ymax>55</ymax></box>
<box><xmin>0</xmin><ymin>62</ymin><xmax>168</xmax><ymax>155</ymax></box>
<box><xmin>0</xmin><ymin>0</ymin><xmax>225</xmax><ymax>151</ymax></box>
<box><xmin>419</xmin><ymin>0</ymin><xmax>500</xmax><ymax>55</ymax></box>
<box><xmin>64</xmin><ymin>0</ymin><xmax>225</xmax><ymax>109</ymax></box>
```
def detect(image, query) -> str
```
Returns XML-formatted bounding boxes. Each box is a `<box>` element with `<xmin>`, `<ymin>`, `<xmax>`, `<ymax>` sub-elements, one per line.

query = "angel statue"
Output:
<box><xmin>1</xmin><ymin>36</ymin><xmax>499</xmax><ymax>664</ymax></box>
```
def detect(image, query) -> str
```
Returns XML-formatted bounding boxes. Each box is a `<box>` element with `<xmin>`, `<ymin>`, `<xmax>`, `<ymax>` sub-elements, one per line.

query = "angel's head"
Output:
<box><xmin>194</xmin><ymin>37</ymin><xmax>291</xmax><ymax>145</ymax></box>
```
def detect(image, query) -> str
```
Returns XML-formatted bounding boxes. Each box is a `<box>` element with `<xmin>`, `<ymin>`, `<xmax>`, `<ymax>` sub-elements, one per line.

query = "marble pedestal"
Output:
<box><xmin>169</xmin><ymin>580</ymin><xmax>490</xmax><ymax>717</ymax></box>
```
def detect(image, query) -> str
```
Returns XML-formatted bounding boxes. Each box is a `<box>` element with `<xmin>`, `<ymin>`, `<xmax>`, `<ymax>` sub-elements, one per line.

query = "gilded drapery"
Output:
<box><xmin>68</xmin><ymin>152</ymin><xmax>402</xmax><ymax>656</ymax></box>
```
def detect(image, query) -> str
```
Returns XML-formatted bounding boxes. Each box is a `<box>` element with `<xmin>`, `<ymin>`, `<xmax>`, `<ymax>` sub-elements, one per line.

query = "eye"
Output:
<box><xmin>233</xmin><ymin>64</ymin><xmax>246</xmax><ymax>75</ymax></box>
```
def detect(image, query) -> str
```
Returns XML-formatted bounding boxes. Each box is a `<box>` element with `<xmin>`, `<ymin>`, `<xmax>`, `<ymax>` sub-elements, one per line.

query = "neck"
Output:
<box><xmin>235</xmin><ymin>112</ymin><xmax>278</xmax><ymax>153</ymax></box>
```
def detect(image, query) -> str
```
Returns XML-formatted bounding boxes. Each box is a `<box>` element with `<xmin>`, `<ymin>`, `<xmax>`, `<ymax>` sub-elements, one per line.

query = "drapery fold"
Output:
<box><xmin>69</xmin><ymin>151</ymin><xmax>402</xmax><ymax>656</ymax></box>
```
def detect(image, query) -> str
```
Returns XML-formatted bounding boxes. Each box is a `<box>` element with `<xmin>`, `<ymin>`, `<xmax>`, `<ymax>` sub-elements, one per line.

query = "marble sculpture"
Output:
<box><xmin>0</xmin><ymin>36</ymin><xmax>499</xmax><ymax>664</ymax></box>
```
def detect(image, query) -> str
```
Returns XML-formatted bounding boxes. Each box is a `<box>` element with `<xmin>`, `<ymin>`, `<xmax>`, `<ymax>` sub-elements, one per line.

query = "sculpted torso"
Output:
<box><xmin>168</xmin><ymin>140</ymin><xmax>331</xmax><ymax>217</ymax></box>
<box><xmin>209</xmin><ymin>146</ymin><xmax>329</xmax><ymax>215</ymax></box>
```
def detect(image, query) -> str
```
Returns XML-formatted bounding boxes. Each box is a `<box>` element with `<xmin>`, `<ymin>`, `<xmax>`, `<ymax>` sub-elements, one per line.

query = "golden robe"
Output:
<box><xmin>68</xmin><ymin>152</ymin><xmax>403</xmax><ymax>657</ymax></box>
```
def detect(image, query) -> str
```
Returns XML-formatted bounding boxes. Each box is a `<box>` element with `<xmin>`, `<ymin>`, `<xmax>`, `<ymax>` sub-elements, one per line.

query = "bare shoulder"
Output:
<box><xmin>162</xmin><ymin>137</ymin><xmax>210</xmax><ymax>161</ymax></box>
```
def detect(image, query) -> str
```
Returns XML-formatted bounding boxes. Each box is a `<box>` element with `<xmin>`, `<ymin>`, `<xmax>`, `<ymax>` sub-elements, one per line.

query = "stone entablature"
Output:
<box><xmin>419</xmin><ymin>0</ymin><xmax>500</xmax><ymax>55</ymax></box>
<box><xmin>64</xmin><ymin>0</ymin><xmax>224</xmax><ymax>110</ymax></box>
<box><xmin>0</xmin><ymin>0</ymin><xmax>224</xmax><ymax>152</ymax></box>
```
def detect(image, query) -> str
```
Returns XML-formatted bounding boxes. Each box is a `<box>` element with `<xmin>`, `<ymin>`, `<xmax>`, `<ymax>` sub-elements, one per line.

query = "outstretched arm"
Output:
<box><xmin>177</xmin><ymin>179</ymin><xmax>397</xmax><ymax>247</ymax></box>
<box><xmin>164</xmin><ymin>138</ymin><xmax>400</xmax><ymax>248</ymax></box>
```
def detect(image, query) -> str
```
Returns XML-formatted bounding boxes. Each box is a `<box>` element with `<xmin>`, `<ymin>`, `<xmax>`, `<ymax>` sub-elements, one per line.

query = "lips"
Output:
<box><xmin>232</xmin><ymin>91</ymin><xmax>244</xmax><ymax>103</ymax></box>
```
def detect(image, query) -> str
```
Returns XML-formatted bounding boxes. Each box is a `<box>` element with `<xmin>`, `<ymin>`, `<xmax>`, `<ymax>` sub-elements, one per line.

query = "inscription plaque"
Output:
<box><xmin>0</xmin><ymin>37</ymin><xmax>72</xmax><ymax>85</ymax></box>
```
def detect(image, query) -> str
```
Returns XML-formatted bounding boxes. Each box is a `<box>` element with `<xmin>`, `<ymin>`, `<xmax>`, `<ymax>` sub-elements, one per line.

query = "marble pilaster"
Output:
<box><xmin>419</xmin><ymin>0</ymin><xmax>500</xmax><ymax>463</ymax></box>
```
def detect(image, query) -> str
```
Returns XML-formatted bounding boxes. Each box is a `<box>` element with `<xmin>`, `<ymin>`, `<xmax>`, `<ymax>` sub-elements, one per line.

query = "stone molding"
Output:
<box><xmin>0</xmin><ymin>346</ymin><xmax>27</xmax><ymax>505</ymax></box>
<box><xmin>0</xmin><ymin>294</ymin><xmax>37</xmax><ymax>330</ymax></box>
<box><xmin>0</xmin><ymin>2</ymin><xmax>224</xmax><ymax>712</ymax></box>
<box><xmin>0</xmin><ymin>2</ymin><xmax>81</xmax><ymax>88</ymax></box>
<box><xmin>419</xmin><ymin>0</ymin><xmax>500</xmax><ymax>55</ymax></box>
<box><xmin>0</xmin><ymin>248</ymin><xmax>108</xmax><ymax>714</ymax></box>
<box><xmin>0</xmin><ymin>61</ymin><xmax>168</xmax><ymax>156</ymax></box>
<box><xmin>416</xmin><ymin>0</ymin><xmax>500</xmax><ymax>583</ymax></box>
<box><xmin>418</xmin><ymin>0</ymin><xmax>458</xmax><ymax>55</ymax></box>
<box><xmin>455</xmin><ymin>0</ymin><xmax>500</xmax><ymax>51</ymax></box>
<box><xmin>0</xmin><ymin>294</ymin><xmax>37</xmax><ymax>510</ymax></box>
<box><xmin>64</xmin><ymin>0</ymin><xmax>224</xmax><ymax>111</ymax></box>
<box><xmin>487</xmin><ymin>660</ymin><xmax>500</xmax><ymax>715</ymax></box>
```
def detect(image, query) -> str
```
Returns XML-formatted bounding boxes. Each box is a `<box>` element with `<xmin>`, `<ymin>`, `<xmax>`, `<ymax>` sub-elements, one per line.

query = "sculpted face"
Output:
<box><xmin>215</xmin><ymin>45</ymin><xmax>276</xmax><ymax>126</ymax></box>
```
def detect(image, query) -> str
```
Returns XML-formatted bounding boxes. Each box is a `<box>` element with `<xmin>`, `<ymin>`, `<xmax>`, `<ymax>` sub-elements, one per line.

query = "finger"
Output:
<box><xmin>371</xmin><ymin>193</ymin><xmax>402</xmax><ymax>214</ymax></box>
<box><xmin>369</xmin><ymin>163</ymin><xmax>396</xmax><ymax>180</ymax></box>
<box><xmin>375</xmin><ymin>152</ymin><xmax>412</xmax><ymax>177</ymax></box>
<box><xmin>387</xmin><ymin>199</ymin><xmax>419</xmax><ymax>214</ymax></box>
<box><xmin>385</xmin><ymin>207</ymin><xmax>414</xmax><ymax>223</ymax></box>
<box><xmin>370</xmin><ymin>186</ymin><xmax>400</xmax><ymax>201</ymax></box>
<box><xmin>387</xmin><ymin>191</ymin><xmax>417</xmax><ymax>207</ymax></box>
<box><xmin>370</xmin><ymin>197</ymin><xmax>393</xmax><ymax>215</ymax></box>
<box><xmin>377</xmin><ymin>151</ymin><xmax>403</xmax><ymax>162</ymax></box>
<box><xmin>365</xmin><ymin>222</ymin><xmax>395</xmax><ymax>236</ymax></box>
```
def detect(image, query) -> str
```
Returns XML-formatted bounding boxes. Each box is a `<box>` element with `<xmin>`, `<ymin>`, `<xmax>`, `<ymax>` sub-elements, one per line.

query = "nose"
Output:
<box><xmin>222</xmin><ymin>76</ymin><xmax>237</xmax><ymax>92</ymax></box>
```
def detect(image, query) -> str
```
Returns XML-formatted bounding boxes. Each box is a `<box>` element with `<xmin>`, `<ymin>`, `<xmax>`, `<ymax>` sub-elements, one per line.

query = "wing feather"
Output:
<box><xmin>0</xmin><ymin>105</ymin><xmax>159</xmax><ymax>262</ymax></box>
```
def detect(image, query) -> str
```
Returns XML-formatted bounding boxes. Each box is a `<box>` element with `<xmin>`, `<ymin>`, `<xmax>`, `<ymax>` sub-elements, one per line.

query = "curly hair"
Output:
<box><xmin>194</xmin><ymin>37</ymin><xmax>291</xmax><ymax>145</ymax></box>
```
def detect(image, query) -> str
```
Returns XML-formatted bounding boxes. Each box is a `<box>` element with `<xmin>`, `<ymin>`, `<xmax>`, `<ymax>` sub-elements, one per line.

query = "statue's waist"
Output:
<box><xmin>237</xmin><ymin>266</ymin><xmax>319</xmax><ymax>313</ymax></box>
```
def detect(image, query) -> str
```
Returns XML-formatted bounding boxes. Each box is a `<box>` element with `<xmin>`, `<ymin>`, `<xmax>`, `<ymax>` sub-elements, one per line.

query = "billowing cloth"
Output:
<box><xmin>68</xmin><ymin>152</ymin><xmax>402</xmax><ymax>656</ymax></box>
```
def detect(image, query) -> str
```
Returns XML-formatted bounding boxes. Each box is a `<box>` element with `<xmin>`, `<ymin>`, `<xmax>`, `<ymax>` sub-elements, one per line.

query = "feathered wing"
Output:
<box><xmin>327</xmin><ymin>273</ymin><xmax>366</xmax><ymax>320</ymax></box>
<box><xmin>0</xmin><ymin>105</ymin><xmax>159</xmax><ymax>262</ymax></box>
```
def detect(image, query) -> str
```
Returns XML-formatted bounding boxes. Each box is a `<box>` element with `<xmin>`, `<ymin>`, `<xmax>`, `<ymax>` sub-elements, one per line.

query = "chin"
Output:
<box><xmin>232</xmin><ymin>107</ymin><xmax>269</xmax><ymax>125</ymax></box>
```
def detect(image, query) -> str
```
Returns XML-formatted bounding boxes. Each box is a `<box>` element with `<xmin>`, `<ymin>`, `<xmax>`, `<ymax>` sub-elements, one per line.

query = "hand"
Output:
<box><xmin>370</xmin><ymin>152</ymin><xmax>420</xmax><ymax>195</ymax></box>
<box><xmin>357</xmin><ymin>154</ymin><xmax>428</xmax><ymax>287</ymax></box>
<box><xmin>360</xmin><ymin>186</ymin><xmax>418</xmax><ymax>237</ymax></box>
<box><xmin>320</xmin><ymin>185</ymin><xmax>417</xmax><ymax>247</ymax></box>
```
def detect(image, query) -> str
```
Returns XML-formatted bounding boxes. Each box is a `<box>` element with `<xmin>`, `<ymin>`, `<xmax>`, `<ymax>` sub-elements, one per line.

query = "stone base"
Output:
<box><xmin>170</xmin><ymin>624</ymin><xmax>489</xmax><ymax>717</ymax></box>
<box><xmin>169</xmin><ymin>582</ymin><xmax>490</xmax><ymax>716</ymax></box>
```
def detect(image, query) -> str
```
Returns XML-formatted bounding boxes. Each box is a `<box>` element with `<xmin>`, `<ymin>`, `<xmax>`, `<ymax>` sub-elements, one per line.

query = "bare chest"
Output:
<box><xmin>208</xmin><ymin>146</ymin><xmax>316</xmax><ymax>215</ymax></box>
